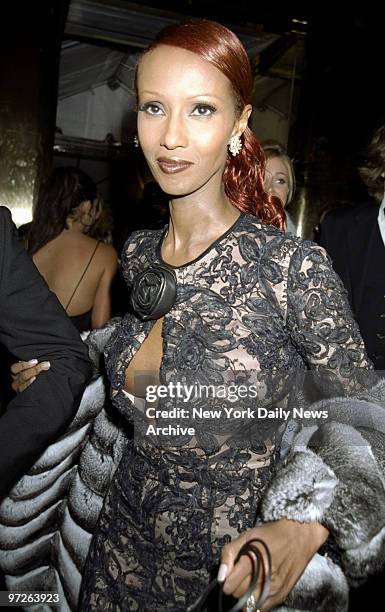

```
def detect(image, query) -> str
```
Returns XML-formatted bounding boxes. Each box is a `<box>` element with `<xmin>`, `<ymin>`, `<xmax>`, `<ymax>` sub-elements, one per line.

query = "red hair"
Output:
<box><xmin>139</xmin><ymin>19</ymin><xmax>285</xmax><ymax>230</ymax></box>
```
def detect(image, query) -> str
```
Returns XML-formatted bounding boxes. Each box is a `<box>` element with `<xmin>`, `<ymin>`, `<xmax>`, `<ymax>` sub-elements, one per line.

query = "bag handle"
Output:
<box><xmin>186</xmin><ymin>538</ymin><xmax>272</xmax><ymax>612</ymax></box>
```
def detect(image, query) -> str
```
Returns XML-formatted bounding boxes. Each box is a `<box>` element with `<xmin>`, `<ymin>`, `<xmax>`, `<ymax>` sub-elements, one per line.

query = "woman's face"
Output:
<box><xmin>263</xmin><ymin>156</ymin><xmax>291</xmax><ymax>207</ymax></box>
<box><xmin>137</xmin><ymin>45</ymin><xmax>250</xmax><ymax>199</ymax></box>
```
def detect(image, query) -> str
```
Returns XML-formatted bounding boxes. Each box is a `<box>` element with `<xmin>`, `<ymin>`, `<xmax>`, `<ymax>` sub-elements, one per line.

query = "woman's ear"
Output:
<box><xmin>232</xmin><ymin>104</ymin><xmax>252</xmax><ymax>139</ymax></box>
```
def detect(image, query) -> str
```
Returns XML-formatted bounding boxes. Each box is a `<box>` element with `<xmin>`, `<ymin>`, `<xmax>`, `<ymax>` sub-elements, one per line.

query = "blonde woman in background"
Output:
<box><xmin>262</xmin><ymin>140</ymin><xmax>297</xmax><ymax>234</ymax></box>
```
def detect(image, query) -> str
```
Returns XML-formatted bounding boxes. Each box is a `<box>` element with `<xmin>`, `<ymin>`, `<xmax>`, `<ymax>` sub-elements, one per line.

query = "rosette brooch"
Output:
<box><xmin>129</xmin><ymin>263</ymin><xmax>177</xmax><ymax>321</ymax></box>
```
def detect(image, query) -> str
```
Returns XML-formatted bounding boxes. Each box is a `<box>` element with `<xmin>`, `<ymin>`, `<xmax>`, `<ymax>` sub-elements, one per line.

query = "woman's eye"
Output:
<box><xmin>139</xmin><ymin>102</ymin><xmax>164</xmax><ymax>116</ymax></box>
<box><xmin>275</xmin><ymin>177</ymin><xmax>287</xmax><ymax>185</ymax></box>
<box><xmin>191</xmin><ymin>104</ymin><xmax>216</xmax><ymax>117</ymax></box>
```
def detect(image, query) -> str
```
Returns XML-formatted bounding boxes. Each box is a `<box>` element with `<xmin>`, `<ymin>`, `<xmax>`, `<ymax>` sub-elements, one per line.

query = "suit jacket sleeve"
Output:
<box><xmin>317</xmin><ymin>208</ymin><xmax>356</xmax><ymax>308</ymax></box>
<box><xmin>0</xmin><ymin>206</ymin><xmax>92</xmax><ymax>499</ymax></box>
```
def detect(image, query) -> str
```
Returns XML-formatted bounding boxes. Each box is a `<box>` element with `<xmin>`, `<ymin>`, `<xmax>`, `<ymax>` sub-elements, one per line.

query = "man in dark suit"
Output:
<box><xmin>318</xmin><ymin>126</ymin><xmax>385</xmax><ymax>611</ymax></box>
<box><xmin>319</xmin><ymin>202</ymin><xmax>385</xmax><ymax>370</ymax></box>
<box><xmin>0</xmin><ymin>206</ymin><xmax>92</xmax><ymax>500</ymax></box>
<box><xmin>319</xmin><ymin>124</ymin><xmax>385</xmax><ymax>371</ymax></box>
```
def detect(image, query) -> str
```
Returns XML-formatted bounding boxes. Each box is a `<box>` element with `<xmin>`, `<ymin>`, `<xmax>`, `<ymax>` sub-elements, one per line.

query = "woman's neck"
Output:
<box><xmin>162</xmin><ymin>187</ymin><xmax>240</xmax><ymax>266</ymax></box>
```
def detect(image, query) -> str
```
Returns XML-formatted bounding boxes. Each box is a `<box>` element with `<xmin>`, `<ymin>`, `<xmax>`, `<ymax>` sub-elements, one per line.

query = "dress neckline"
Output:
<box><xmin>157</xmin><ymin>212</ymin><xmax>244</xmax><ymax>270</ymax></box>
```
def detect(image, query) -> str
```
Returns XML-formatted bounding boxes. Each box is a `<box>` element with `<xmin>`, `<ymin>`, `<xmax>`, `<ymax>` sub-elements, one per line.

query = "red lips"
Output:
<box><xmin>156</xmin><ymin>157</ymin><xmax>194</xmax><ymax>174</ymax></box>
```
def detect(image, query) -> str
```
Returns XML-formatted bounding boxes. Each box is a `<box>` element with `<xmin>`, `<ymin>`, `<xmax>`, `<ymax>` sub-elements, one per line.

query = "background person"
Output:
<box><xmin>26</xmin><ymin>166</ymin><xmax>118</xmax><ymax>333</ymax></box>
<box><xmin>0</xmin><ymin>205</ymin><xmax>91</xmax><ymax>500</ymax></box>
<box><xmin>318</xmin><ymin>123</ymin><xmax>385</xmax><ymax>371</ymax></box>
<box><xmin>262</xmin><ymin>140</ymin><xmax>297</xmax><ymax>234</ymax></box>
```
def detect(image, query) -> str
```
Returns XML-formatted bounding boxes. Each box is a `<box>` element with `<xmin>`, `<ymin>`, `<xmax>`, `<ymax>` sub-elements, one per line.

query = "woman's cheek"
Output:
<box><xmin>190</xmin><ymin>119</ymin><xmax>232</xmax><ymax>152</ymax></box>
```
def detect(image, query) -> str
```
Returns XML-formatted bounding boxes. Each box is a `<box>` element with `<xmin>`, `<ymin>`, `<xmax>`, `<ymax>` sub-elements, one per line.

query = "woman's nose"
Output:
<box><xmin>161</xmin><ymin>114</ymin><xmax>187</xmax><ymax>150</ymax></box>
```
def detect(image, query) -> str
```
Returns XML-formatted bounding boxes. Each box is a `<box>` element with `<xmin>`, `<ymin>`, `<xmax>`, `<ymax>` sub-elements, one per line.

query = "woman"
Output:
<box><xmin>262</xmin><ymin>140</ymin><xmax>297</xmax><ymax>234</ymax></box>
<box><xmin>74</xmin><ymin>19</ymin><xmax>385</xmax><ymax>612</ymax></box>
<box><xmin>9</xmin><ymin>20</ymin><xmax>385</xmax><ymax>612</ymax></box>
<box><xmin>26</xmin><ymin>166</ymin><xmax>118</xmax><ymax>332</ymax></box>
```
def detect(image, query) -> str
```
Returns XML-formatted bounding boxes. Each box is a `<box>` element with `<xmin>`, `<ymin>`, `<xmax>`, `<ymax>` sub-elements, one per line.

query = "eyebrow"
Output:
<box><xmin>266</xmin><ymin>170</ymin><xmax>288</xmax><ymax>177</ymax></box>
<box><xmin>187</xmin><ymin>94</ymin><xmax>224</xmax><ymax>100</ymax></box>
<box><xmin>139</xmin><ymin>91</ymin><xmax>225</xmax><ymax>101</ymax></box>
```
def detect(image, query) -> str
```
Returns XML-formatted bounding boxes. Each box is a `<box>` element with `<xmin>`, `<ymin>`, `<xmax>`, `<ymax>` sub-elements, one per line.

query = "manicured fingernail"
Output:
<box><xmin>217</xmin><ymin>563</ymin><xmax>228</xmax><ymax>583</ymax></box>
<box><xmin>29</xmin><ymin>376</ymin><xmax>36</xmax><ymax>384</ymax></box>
<box><xmin>28</xmin><ymin>359</ymin><xmax>38</xmax><ymax>365</ymax></box>
<box><xmin>41</xmin><ymin>361</ymin><xmax>51</xmax><ymax>370</ymax></box>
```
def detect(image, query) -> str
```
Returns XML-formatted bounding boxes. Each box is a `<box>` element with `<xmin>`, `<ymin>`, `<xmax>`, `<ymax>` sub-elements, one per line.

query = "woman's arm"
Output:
<box><xmin>220</xmin><ymin>240</ymin><xmax>385</xmax><ymax>609</ymax></box>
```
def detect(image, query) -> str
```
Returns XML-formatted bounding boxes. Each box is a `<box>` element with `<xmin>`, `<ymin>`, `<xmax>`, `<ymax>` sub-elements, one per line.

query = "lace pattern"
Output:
<box><xmin>80</xmin><ymin>214</ymin><xmax>371</xmax><ymax>611</ymax></box>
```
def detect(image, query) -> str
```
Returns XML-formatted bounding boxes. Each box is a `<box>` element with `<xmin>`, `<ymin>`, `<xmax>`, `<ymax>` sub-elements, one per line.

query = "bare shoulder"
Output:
<box><xmin>95</xmin><ymin>241</ymin><xmax>118</xmax><ymax>272</ymax></box>
<box><xmin>68</xmin><ymin>234</ymin><xmax>118</xmax><ymax>274</ymax></box>
<box><xmin>77</xmin><ymin>234</ymin><xmax>117</xmax><ymax>260</ymax></box>
<box><xmin>96</xmin><ymin>241</ymin><xmax>118</xmax><ymax>261</ymax></box>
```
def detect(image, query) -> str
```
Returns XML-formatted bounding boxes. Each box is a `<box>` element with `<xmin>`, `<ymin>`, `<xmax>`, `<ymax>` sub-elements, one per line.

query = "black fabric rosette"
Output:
<box><xmin>129</xmin><ymin>263</ymin><xmax>177</xmax><ymax>320</ymax></box>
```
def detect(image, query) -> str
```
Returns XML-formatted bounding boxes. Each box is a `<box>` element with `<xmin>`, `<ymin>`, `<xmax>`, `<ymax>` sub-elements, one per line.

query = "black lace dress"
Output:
<box><xmin>80</xmin><ymin>214</ymin><xmax>370</xmax><ymax>611</ymax></box>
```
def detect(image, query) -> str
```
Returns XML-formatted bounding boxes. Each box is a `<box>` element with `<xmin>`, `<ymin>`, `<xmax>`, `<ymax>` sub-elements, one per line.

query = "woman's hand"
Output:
<box><xmin>218</xmin><ymin>519</ymin><xmax>329</xmax><ymax>611</ymax></box>
<box><xmin>11</xmin><ymin>359</ymin><xmax>51</xmax><ymax>393</ymax></box>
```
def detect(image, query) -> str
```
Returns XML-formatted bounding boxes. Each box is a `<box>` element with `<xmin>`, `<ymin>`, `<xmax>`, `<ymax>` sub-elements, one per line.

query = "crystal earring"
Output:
<box><xmin>228</xmin><ymin>134</ymin><xmax>242</xmax><ymax>157</ymax></box>
<box><xmin>133</xmin><ymin>135</ymin><xmax>139</xmax><ymax>148</ymax></box>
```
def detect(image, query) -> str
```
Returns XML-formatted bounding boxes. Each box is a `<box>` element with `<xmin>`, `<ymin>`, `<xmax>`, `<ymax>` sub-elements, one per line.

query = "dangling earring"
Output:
<box><xmin>228</xmin><ymin>134</ymin><xmax>242</xmax><ymax>157</ymax></box>
<box><xmin>133</xmin><ymin>135</ymin><xmax>139</xmax><ymax>148</ymax></box>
